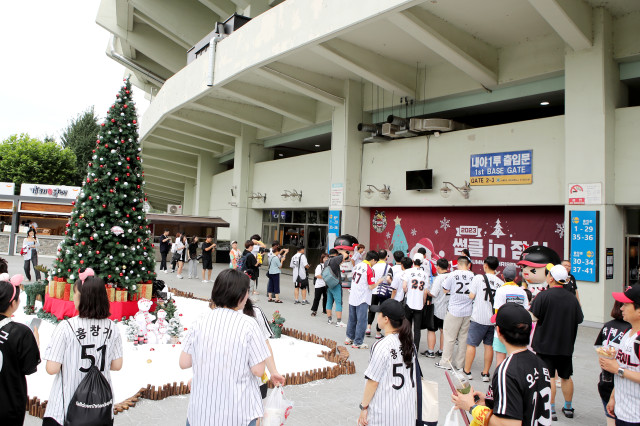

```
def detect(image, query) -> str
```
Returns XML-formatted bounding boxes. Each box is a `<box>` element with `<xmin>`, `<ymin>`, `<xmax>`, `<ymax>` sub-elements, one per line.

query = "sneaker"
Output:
<box><xmin>336</xmin><ymin>321</ymin><xmax>347</xmax><ymax>328</ymax></box>
<box><xmin>301</xmin><ymin>300</ymin><xmax>309</xmax><ymax>305</ymax></box>
<box><xmin>561</xmin><ymin>408</ymin><xmax>574</xmax><ymax>419</ymax></box>
<box><xmin>177</xmin><ymin>275</ymin><xmax>183</xmax><ymax>279</ymax></box>
<box><xmin>365</xmin><ymin>330</ymin><xmax>371</xmax><ymax>336</ymax></box>
<box><xmin>311</xmin><ymin>311</ymin><xmax>317</xmax><ymax>317</ymax></box>
<box><xmin>422</xmin><ymin>350</ymin><xmax>435</xmax><ymax>358</ymax></box>
<box><xmin>202</xmin><ymin>280</ymin><xmax>208</xmax><ymax>283</ymax></box>
<box><xmin>352</xmin><ymin>343</ymin><xmax>369</xmax><ymax>349</ymax></box>
<box><xmin>327</xmin><ymin>317</ymin><xmax>333</xmax><ymax>324</ymax></box>
<box><xmin>481</xmin><ymin>372</ymin><xmax>490</xmax><ymax>382</ymax></box>
<box><xmin>461</xmin><ymin>370</ymin><xmax>473</xmax><ymax>380</ymax></box>
<box><xmin>435</xmin><ymin>350</ymin><xmax>443</xmax><ymax>357</ymax></box>
<box><xmin>344</xmin><ymin>338</ymin><xmax>353</xmax><ymax>345</ymax></box>
<box><xmin>551</xmin><ymin>411</ymin><xmax>558</xmax><ymax>421</ymax></box>
<box><xmin>294</xmin><ymin>300</ymin><xmax>300</xmax><ymax>304</ymax></box>
<box><xmin>163</xmin><ymin>270</ymin><xmax>168</xmax><ymax>274</ymax></box>
<box><xmin>434</xmin><ymin>362</ymin><xmax>450</xmax><ymax>370</ymax></box>
<box><xmin>375</xmin><ymin>334</ymin><xmax>383</xmax><ymax>339</ymax></box>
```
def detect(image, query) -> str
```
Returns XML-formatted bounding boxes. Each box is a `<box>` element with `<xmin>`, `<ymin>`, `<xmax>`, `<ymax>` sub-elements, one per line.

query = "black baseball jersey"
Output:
<box><xmin>0</xmin><ymin>317</ymin><xmax>40</xmax><ymax>426</ymax></box>
<box><xmin>485</xmin><ymin>350</ymin><xmax>552</xmax><ymax>424</ymax></box>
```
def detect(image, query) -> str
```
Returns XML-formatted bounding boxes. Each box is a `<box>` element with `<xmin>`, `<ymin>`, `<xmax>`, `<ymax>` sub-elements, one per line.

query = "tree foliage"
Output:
<box><xmin>0</xmin><ymin>134</ymin><xmax>77</xmax><ymax>193</ymax></box>
<box><xmin>61</xmin><ymin>107</ymin><xmax>101</xmax><ymax>184</ymax></box>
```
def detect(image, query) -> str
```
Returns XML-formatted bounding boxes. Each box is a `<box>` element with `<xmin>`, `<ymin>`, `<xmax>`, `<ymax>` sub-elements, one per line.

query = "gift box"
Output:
<box><xmin>55</xmin><ymin>281</ymin><xmax>65</xmax><ymax>299</ymax></box>
<box><xmin>48</xmin><ymin>280</ymin><xmax>56</xmax><ymax>297</ymax></box>
<box><xmin>105</xmin><ymin>286</ymin><xmax>115</xmax><ymax>302</ymax></box>
<box><xmin>116</xmin><ymin>289</ymin><xmax>127</xmax><ymax>302</ymax></box>
<box><xmin>141</xmin><ymin>283</ymin><xmax>152</xmax><ymax>300</ymax></box>
<box><xmin>63</xmin><ymin>283</ymin><xmax>71</xmax><ymax>301</ymax></box>
<box><xmin>68</xmin><ymin>284</ymin><xmax>74</xmax><ymax>301</ymax></box>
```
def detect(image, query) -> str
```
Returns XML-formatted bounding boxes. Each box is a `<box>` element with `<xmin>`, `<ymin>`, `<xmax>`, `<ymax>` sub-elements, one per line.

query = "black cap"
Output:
<box><xmin>491</xmin><ymin>302</ymin><xmax>532</xmax><ymax>332</ymax></box>
<box><xmin>334</xmin><ymin>234</ymin><xmax>359</xmax><ymax>251</ymax></box>
<box><xmin>517</xmin><ymin>245</ymin><xmax>561</xmax><ymax>268</ymax></box>
<box><xmin>370</xmin><ymin>299</ymin><xmax>405</xmax><ymax>321</ymax></box>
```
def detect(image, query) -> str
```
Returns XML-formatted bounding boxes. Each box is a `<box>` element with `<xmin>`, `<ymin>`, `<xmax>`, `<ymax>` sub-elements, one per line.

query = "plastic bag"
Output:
<box><xmin>262</xmin><ymin>385</ymin><xmax>293</xmax><ymax>426</ymax></box>
<box><xmin>443</xmin><ymin>406</ymin><xmax>467</xmax><ymax>426</ymax></box>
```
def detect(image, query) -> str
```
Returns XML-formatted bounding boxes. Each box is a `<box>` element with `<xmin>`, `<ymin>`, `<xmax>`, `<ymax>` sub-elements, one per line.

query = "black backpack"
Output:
<box><xmin>237</xmin><ymin>253</ymin><xmax>250</xmax><ymax>272</ymax></box>
<box><xmin>63</xmin><ymin>321</ymin><xmax>114</xmax><ymax>426</ymax></box>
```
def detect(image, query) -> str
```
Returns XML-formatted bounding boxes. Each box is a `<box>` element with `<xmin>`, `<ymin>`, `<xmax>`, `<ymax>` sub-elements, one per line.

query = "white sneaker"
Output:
<box><xmin>202</xmin><ymin>280</ymin><xmax>208</xmax><ymax>283</ymax></box>
<box><xmin>177</xmin><ymin>275</ymin><xmax>183</xmax><ymax>279</ymax></box>
<box><xmin>336</xmin><ymin>321</ymin><xmax>347</xmax><ymax>328</ymax></box>
<box><xmin>163</xmin><ymin>270</ymin><xmax>168</xmax><ymax>274</ymax></box>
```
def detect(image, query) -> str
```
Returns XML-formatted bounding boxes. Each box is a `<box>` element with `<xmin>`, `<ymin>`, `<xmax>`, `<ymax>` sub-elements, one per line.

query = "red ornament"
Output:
<box><xmin>92</xmin><ymin>150</ymin><xmax>96</xmax><ymax>153</ymax></box>
<box><xmin>115</xmin><ymin>177</ymin><xmax>119</xmax><ymax>181</ymax></box>
<box><xmin>88</xmin><ymin>163</ymin><xmax>92</xmax><ymax>166</ymax></box>
<box><xmin>96</xmin><ymin>140</ymin><xmax>100</xmax><ymax>144</ymax></box>
<box><xmin>139</xmin><ymin>261</ymin><xmax>142</xmax><ymax>264</ymax></box>
<box><xmin>126</xmin><ymin>173</ymin><xmax>130</xmax><ymax>177</ymax></box>
<box><xmin>71</xmin><ymin>201</ymin><xmax>75</xmax><ymax>205</ymax></box>
<box><xmin>96</xmin><ymin>250</ymin><xmax>100</xmax><ymax>254</ymax></box>
<box><xmin>68</xmin><ymin>269</ymin><xmax>72</xmax><ymax>272</ymax></box>
<box><xmin>126</xmin><ymin>165</ymin><xmax>130</xmax><ymax>169</ymax></box>
<box><xmin>65</xmin><ymin>223</ymin><xmax>70</xmax><ymax>228</ymax></box>
<box><xmin>110</xmin><ymin>189</ymin><xmax>114</xmax><ymax>193</ymax></box>
<box><xmin>88</xmin><ymin>196</ymin><xmax>92</xmax><ymax>200</ymax></box>
<box><xmin>108</xmin><ymin>274</ymin><xmax>112</xmax><ymax>279</ymax></box>
<box><xmin>75</xmin><ymin>223</ymin><xmax>78</xmax><ymax>226</ymax></box>
<box><xmin>126</xmin><ymin>90</ymin><xmax>130</xmax><ymax>94</ymax></box>
<box><xmin>86</xmin><ymin>179</ymin><xmax>90</xmax><ymax>183</ymax></box>
<box><xmin>132</xmin><ymin>207</ymin><xmax>136</xmax><ymax>211</ymax></box>
<box><xmin>90</xmin><ymin>237</ymin><xmax>94</xmax><ymax>240</ymax></box>
<box><xmin>121</xmin><ymin>140</ymin><xmax>125</xmax><ymax>143</ymax></box>
<box><xmin>119</xmin><ymin>273</ymin><xmax>123</xmax><ymax>276</ymax></box>
<box><xmin>80</xmin><ymin>260</ymin><xmax>84</xmax><ymax>264</ymax></box>
<box><xmin>124</xmin><ymin>105</ymin><xmax>128</xmax><ymax>108</ymax></box>
<box><xmin>136</xmin><ymin>156</ymin><xmax>140</xmax><ymax>160</ymax></box>
<box><xmin>126</xmin><ymin>214</ymin><xmax>129</xmax><ymax>217</ymax></box>
<box><xmin>102</xmin><ymin>204</ymin><xmax>107</xmax><ymax>208</ymax></box>
<box><xmin>64</xmin><ymin>231</ymin><xmax>68</xmax><ymax>235</ymax></box>
<box><xmin>101</xmin><ymin>123</ymin><xmax>105</xmax><ymax>127</ymax></box>
<box><xmin>100</xmin><ymin>165</ymin><xmax>103</xmax><ymax>168</ymax></box>
<box><xmin>137</xmin><ymin>185</ymin><xmax>140</xmax><ymax>189</ymax></box>
<box><xmin>126</xmin><ymin>157</ymin><xmax>130</xmax><ymax>161</ymax></box>
<box><xmin>75</xmin><ymin>243</ymin><xmax>79</xmax><ymax>246</ymax></box>
<box><xmin>137</xmin><ymin>238</ymin><xmax>141</xmax><ymax>242</ymax></box>
<box><xmin>133</xmin><ymin>120</ymin><xmax>137</xmax><ymax>124</ymax></box>
<box><xmin>94</xmin><ymin>178</ymin><xmax>98</xmax><ymax>182</ymax></box>
<box><xmin>105</xmin><ymin>144</ymin><xmax>108</xmax><ymax>148</ymax></box>
<box><xmin>81</xmin><ymin>241</ymin><xmax>85</xmax><ymax>245</ymax></box>
<box><xmin>150</xmin><ymin>348</ymin><xmax>155</xmax><ymax>351</ymax></box>
<box><xmin>111</xmin><ymin>119</ymin><xmax>115</xmax><ymax>123</ymax></box>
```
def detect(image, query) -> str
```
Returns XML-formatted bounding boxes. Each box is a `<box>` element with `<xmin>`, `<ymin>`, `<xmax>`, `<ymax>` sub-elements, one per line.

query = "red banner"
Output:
<box><xmin>369</xmin><ymin>207</ymin><xmax>564</xmax><ymax>271</ymax></box>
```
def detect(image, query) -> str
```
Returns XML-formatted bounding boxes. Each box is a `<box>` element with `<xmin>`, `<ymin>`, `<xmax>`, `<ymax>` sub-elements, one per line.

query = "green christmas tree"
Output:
<box><xmin>52</xmin><ymin>78</ymin><xmax>156</xmax><ymax>293</ymax></box>
<box><xmin>390</xmin><ymin>216</ymin><xmax>408</xmax><ymax>255</ymax></box>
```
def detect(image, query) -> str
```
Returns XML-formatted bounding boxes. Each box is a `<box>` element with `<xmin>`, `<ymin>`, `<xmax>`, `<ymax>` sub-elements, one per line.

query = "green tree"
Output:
<box><xmin>53</xmin><ymin>79</ymin><xmax>155</xmax><ymax>292</ymax></box>
<box><xmin>61</xmin><ymin>107</ymin><xmax>101</xmax><ymax>184</ymax></box>
<box><xmin>0</xmin><ymin>134</ymin><xmax>78</xmax><ymax>193</ymax></box>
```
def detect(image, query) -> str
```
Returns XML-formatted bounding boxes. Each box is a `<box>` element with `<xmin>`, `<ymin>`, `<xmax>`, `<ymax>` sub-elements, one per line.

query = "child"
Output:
<box><xmin>311</xmin><ymin>253</ymin><xmax>329</xmax><ymax>316</ymax></box>
<box><xmin>0</xmin><ymin>275</ymin><xmax>40</xmax><ymax>425</ymax></box>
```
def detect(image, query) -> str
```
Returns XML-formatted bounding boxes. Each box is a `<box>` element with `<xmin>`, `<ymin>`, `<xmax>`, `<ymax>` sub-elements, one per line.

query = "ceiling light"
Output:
<box><xmin>314</xmin><ymin>144</ymin><xmax>320</xmax><ymax>147</ymax></box>
<box><xmin>278</xmin><ymin>153</ymin><xmax>284</xmax><ymax>157</ymax></box>
<box><xmin>440</xmin><ymin>181</ymin><xmax>472</xmax><ymax>199</ymax></box>
<box><xmin>364</xmin><ymin>184</ymin><xmax>391</xmax><ymax>200</ymax></box>
<box><xmin>540</xmin><ymin>101</ymin><xmax>550</xmax><ymax>106</ymax></box>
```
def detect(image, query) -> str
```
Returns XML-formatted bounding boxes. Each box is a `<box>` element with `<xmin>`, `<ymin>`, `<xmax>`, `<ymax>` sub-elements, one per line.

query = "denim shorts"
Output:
<box><xmin>467</xmin><ymin>321</ymin><xmax>494</xmax><ymax>347</ymax></box>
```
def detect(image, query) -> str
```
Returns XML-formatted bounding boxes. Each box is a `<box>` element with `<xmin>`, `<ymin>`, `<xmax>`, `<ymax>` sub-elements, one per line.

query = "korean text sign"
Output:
<box><xmin>469</xmin><ymin>150</ymin><xmax>532</xmax><ymax>186</ymax></box>
<box><xmin>569</xmin><ymin>210</ymin><xmax>599</xmax><ymax>282</ymax></box>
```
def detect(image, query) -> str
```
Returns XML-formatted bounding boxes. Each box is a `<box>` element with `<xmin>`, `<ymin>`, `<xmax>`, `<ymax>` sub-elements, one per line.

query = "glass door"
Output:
<box><xmin>627</xmin><ymin>236</ymin><xmax>640</xmax><ymax>287</ymax></box>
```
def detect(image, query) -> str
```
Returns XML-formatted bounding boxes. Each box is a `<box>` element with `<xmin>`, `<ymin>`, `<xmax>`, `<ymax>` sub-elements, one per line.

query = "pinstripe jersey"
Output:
<box><xmin>403</xmin><ymin>268</ymin><xmax>429</xmax><ymax>311</ymax></box>
<box><xmin>429</xmin><ymin>273</ymin><xmax>450</xmax><ymax>320</ymax></box>
<box><xmin>613</xmin><ymin>329</ymin><xmax>640</xmax><ymax>423</ymax></box>
<box><xmin>443</xmin><ymin>270</ymin><xmax>475</xmax><ymax>317</ymax></box>
<box><xmin>43</xmin><ymin>317</ymin><xmax>122</xmax><ymax>424</ymax></box>
<box><xmin>252</xmin><ymin>306</ymin><xmax>274</xmax><ymax>339</ymax></box>
<box><xmin>390</xmin><ymin>266</ymin><xmax>405</xmax><ymax>302</ymax></box>
<box><xmin>469</xmin><ymin>274</ymin><xmax>504</xmax><ymax>325</ymax></box>
<box><xmin>183</xmin><ymin>307</ymin><xmax>270</xmax><ymax>426</ymax></box>
<box><xmin>364</xmin><ymin>334</ymin><xmax>417</xmax><ymax>426</ymax></box>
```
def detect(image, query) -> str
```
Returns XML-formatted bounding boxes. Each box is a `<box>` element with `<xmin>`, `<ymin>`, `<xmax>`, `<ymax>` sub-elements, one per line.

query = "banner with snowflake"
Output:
<box><xmin>369</xmin><ymin>206</ymin><xmax>564</xmax><ymax>271</ymax></box>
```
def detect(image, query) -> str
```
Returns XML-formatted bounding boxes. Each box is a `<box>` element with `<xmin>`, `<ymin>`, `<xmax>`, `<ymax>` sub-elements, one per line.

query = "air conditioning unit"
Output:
<box><xmin>410</xmin><ymin>118</ymin><xmax>467</xmax><ymax>133</ymax></box>
<box><xmin>167</xmin><ymin>204</ymin><xmax>183</xmax><ymax>215</ymax></box>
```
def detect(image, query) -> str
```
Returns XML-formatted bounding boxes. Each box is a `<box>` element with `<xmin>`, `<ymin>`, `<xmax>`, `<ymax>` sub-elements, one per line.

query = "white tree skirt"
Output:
<box><xmin>12</xmin><ymin>292</ymin><xmax>335</xmax><ymax>404</ymax></box>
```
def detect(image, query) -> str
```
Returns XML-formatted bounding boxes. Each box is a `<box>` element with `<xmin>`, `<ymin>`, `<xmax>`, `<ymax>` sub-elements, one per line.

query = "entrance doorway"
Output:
<box><xmin>627</xmin><ymin>236</ymin><xmax>640</xmax><ymax>287</ymax></box>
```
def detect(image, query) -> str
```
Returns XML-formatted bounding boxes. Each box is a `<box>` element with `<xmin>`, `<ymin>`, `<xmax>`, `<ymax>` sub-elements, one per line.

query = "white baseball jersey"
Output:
<box><xmin>613</xmin><ymin>329</ymin><xmax>640</xmax><ymax>423</ymax></box>
<box><xmin>443</xmin><ymin>270</ymin><xmax>475</xmax><ymax>317</ymax></box>
<box><xmin>494</xmin><ymin>282</ymin><xmax>530</xmax><ymax>311</ymax></box>
<box><xmin>183</xmin><ymin>308</ymin><xmax>270</xmax><ymax>426</ymax></box>
<box><xmin>364</xmin><ymin>334</ymin><xmax>417</xmax><ymax>426</ymax></box>
<box><xmin>403</xmin><ymin>268</ymin><xmax>429</xmax><ymax>311</ymax></box>
<box><xmin>290</xmin><ymin>253</ymin><xmax>308</xmax><ymax>282</ymax></box>
<box><xmin>469</xmin><ymin>274</ymin><xmax>504</xmax><ymax>325</ymax></box>
<box><xmin>349</xmin><ymin>262</ymin><xmax>375</xmax><ymax>306</ymax></box>
<box><xmin>372</xmin><ymin>261</ymin><xmax>393</xmax><ymax>298</ymax></box>
<box><xmin>430</xmin><ymin>273</ymin><xmax>451</xmax><ymax>320</ymax></box>
<box><xmin>252</xmin><ymin>306</ymin><xmax>274</xmax><ymax>340</ymax></box>
<box><xmin>43</xmin><ymin>318</ymin><xmax>123</xmax><ymax>424</ymax></box>
<box><xmin>390</xmin><ymin>265</ymin><xmax>405</xmax><ymax>302</ymax></box>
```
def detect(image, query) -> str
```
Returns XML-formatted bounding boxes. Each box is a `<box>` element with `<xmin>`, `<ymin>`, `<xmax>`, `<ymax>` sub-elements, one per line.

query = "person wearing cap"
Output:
<box><xmin>452</xmin><ymin>303</ymin><xmax>552</xmax><ymax>425</ymax></box>
<box><xmin>229</xmin><ymin>240</ymin><xmax>241</xmax><ymax>270</ymax></box>
<box><xmin>600</xmin><ymin>285</ymin><xmax>640</xmax><ymax>426</ymax></box>
<box><xmin>357</xmin><ymin>299</ymin><xmax>416</xmax><ymax>426</ymax></box>
<box><xmin>402</xmin><ymin>253</ymin><xmax>429</xmax><ymax>352</ymax></box>
<box><xmin>346</xmin><ymin>251</ymin><xmax>379</xmax><ymax>349</ymax></box>
<box><xmin>530</xmin><ymin>263</ymin><xmax>584</xmax><ymax>420</ymax></box>
<box><xmin>492</xmin><ymin>264</ymin><xmax>530</xmax><ymax>366</ymax></box>
<box><xmin>561</xmin><ymin>260</ymin><xmax>581</xmax><ymax>304</ymax></box>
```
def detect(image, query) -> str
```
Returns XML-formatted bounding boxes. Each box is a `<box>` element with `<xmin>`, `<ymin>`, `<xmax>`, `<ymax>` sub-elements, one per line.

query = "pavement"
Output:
<box><xmin>16</xmin><ymin>258</ymin><xmax>608</xmax><ymax>426</ymax></box>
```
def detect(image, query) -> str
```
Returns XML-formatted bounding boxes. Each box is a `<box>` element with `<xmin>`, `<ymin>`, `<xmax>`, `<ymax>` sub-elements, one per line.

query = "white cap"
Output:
<box><xmin>412</xmin><ymin>252</ymin><xmax>425</xmax><ymax>262</ymax></box>
<box><xmin>548</xmin><ymin>264</ymin><xmax>568</xmax><ymax>284</ymax></box>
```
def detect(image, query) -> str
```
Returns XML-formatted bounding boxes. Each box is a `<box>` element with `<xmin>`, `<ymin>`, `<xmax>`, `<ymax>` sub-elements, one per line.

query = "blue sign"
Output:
<box><xmin>469</xmin><ymin>150</ymin><xmax>533</xmax><ymax>186</ymax></box>
<box><xmin>328</xmin><ymin>210</ymin><xmax>341</xmax><ymax>252</ymax></box>
<box><xmin>569</xmin><ymin>210</ymin><xmax>599</xmax><ymax>282</ymax></box>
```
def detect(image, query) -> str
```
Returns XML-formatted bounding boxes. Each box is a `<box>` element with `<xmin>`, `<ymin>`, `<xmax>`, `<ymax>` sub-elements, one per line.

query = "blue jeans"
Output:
<box><xmin>346</xmin><ymin>303</ymin><xmax>369</xmax><ymax>345</ymax></box>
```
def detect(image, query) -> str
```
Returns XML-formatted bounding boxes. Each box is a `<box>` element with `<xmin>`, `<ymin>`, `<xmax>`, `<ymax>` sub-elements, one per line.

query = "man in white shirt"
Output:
<box><xmin>402</xmin><ymin>254</ymin><xmax>429</xmax><ymax>352</ymax></box>
<box><xmin>423</xmin><ymin>258</ymin><xmax>450</xmax><ymax>358</ymax></box>
<box><xmin>437</xmin><ymin>256</ymin><xmax>474</xmax><ymax>370</ymax></box>
<box><xmin>463</xmin><ymin>256</ymin><xmax>504</xmax><ymax>381</ymax></box>
<box><xmin>367</xmin><ymin>250</ymin><xmax>393</xmax><ymax>339</ymax></box>
<box><xmin>346</xmin><ymin>251</ymin><xmax>378</xmax><ymax>349</ymax></box>
<box><xmin>290</xmin><ymin>246</ymin><xmax>310</xmax><ymax>304</ymax></box>
<box><xmin>390</xmin><ymin>251</ymin><xmax>408</xmax><ymax>302</ymax></box>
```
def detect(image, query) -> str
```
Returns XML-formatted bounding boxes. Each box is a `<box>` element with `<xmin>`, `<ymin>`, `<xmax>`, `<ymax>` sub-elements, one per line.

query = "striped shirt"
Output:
<box><xmin>364</xmin><ymin>334</ymin><xmax>417</xmax><ymax>426</ymax></box>
<box><xmin>443</xmin><ymin>270</ymin><xmax>475</xmax><ymax>317</ymax></box>
<box><xmin>43</xmin><ymin>318</ymin><xmax>123</xmax><ymax>424</ymax></box>
<box><xmin>183</xmin><ymin>308</ymin><xmax>270</xmax><ymax>426</ymax></box>
<box><xmin>403</xmin><ymin>268</ymin><xmax>428</xmax><ymax>311</ymax></box>
<box><xmin>390</xmin><ymin>266</ymin><xmax>405</xmax><ymax>302</ymax></box>
<box><xmin>429</xmin><ymin>273</ymin><xmax>450</xmax><ymax>320</ymax></box>
<box><xmin>613</xmin><ymin>329</ymin><xmax>640</xmax><ymax>423</ymax></box>
<box><xmin>469</xmin><ymin>274</ymin><xmax>504</xmax><ymax>325</ymax></box>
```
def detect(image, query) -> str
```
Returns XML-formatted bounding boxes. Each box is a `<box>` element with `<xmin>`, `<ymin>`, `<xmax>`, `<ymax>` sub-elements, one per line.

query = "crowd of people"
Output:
<box><xmin>1</xmin><ymin>230</ymin><xmax>640</xmax><ymax>426</ymax></box>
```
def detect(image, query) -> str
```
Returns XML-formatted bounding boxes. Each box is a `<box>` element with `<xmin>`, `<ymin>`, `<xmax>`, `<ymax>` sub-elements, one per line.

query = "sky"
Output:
<box><xmin>0</xmin><ymin>0</ymin><xmax>149</xmax><ymax>142</ymax></box>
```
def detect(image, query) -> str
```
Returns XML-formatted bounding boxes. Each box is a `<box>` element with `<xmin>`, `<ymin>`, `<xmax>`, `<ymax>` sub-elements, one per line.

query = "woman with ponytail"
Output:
<box><xmin>357</xmin><ymin>299</ymin><xmax>417</xmax><ymax>426</ymax></box>
<box><xmin>0</xmin><ymin>274</ymin><xmax>40</xmax><ymax>426</ymax></box>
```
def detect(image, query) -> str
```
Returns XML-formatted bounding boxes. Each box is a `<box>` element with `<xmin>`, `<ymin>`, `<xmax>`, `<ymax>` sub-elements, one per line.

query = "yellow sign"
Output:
<box><xmin>470</xmin><ymin>174</ymin><xmax>532</xmax><ymax>186</ymax></box>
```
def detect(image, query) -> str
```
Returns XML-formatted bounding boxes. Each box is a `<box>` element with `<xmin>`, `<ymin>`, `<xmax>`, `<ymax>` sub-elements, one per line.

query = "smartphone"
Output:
<box><xmin>29</xmin><ymin>318</ymin><xmax>41</xmax><ymax>331</ymax></box>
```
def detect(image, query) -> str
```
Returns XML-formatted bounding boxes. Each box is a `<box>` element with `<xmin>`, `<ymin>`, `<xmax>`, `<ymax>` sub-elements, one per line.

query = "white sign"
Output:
<box><xmin>20</xmin><ymin>184</ymin><xmax>81</xmax><ymax>199</ymax></box>
<box><xmin>0</xmin><ymin>182</ymin><xmax>14</xmax><ymax>196</ymax></box>
<box><xmin>568</xmin><ymin>183</ymin><xmax>602</xmax><ymax>205</ymax></box>
<box><xmin>330</xmin><ymin>183</ymin><xmax>344</xmax><ymax>207</ymax></box>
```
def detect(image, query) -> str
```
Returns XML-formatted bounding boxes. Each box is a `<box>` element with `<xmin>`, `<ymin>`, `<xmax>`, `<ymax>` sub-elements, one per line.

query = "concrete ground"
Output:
<box><xmin>18</xmin><ymin>258</ymin><xmax>607</xmax><ymax>426</ymax></box>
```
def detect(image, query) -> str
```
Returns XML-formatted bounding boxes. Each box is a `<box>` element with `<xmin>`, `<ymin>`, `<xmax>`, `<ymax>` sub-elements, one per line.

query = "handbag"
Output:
<box><xmin>172</xmin><ymin>252</ymin><xmax>181</xmax><ymax>262</ymax></box>
<box><xmin>420</xmin><ymin>297</ymin><xmax>436</xmax><ymax>331</ymax></box>
<box><xmin>414</xmin><ymin>349</ymin><xmax>439</xmax><ymax>425</ymax></box>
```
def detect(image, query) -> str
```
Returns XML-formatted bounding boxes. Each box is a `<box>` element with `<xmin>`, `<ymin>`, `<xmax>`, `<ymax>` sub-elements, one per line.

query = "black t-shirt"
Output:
<box><xmin>563</xmin><ymin>274</ymin><xmax>578</xmax><ymax>295</ymax></box>
<box><xmin>485</xmin><ymin>350</ymin><xmax>552</xmax><ymax>424</ymax></box>
<box><xmin>201</xmin><ymin>242</ymin><xmax>214</xmax><ymax>259</ymax></box>
<box><xmin>530</xmin><ymin>287</ymin><xmax>584</xmax><ymax>356</ymax></box>
<box><xmin>0</xmin><ymin>316</ymin><xmax>41</xmax><ymax>425</ymax></box>
<box><xmin>159</xmin><ymin>236</ymin><xmax>171</xmax><ymax>253</ymax></box>
<box><xmin>242</xmin><ymin>249</ymin><xmax>258</xmax><ymax>277</ymax></box>
<box><xmin>188</xmin><ymin>242</ymin><xmax>198</xmax><ymax>258</ymax></box>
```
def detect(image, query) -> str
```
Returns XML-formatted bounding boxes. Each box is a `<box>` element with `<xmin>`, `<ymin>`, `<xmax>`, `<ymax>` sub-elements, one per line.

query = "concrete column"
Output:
<box><xmin>182</xmin><ymin>179</ymin><xmax>196</xmax><ymax>215</ymax></box>
<box><xmin>564</xmin><ymin>8</ymin><xmax>625</xmax><ymax>323</ymax></box>
<box><xmin>230</xmin><ymin>125</ymin><xmax>270</xmax><ymax>243</ymax></box>
<box><xmin>243</xmin><ymin>0</ymin><xmax>270</xmax><ymax>18</ymax></box>
<box><xmin>330</xmin><ymin>80</ymin><xmax>370</xmax><ymax>246</ymax></box>
<box><xmin>195</xmin><ymin>152</ymin><xmax>224</xmax><ymax>216</ymax></box>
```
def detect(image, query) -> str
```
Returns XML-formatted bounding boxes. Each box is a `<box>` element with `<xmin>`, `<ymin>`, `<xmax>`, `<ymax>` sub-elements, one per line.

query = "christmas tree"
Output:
<box><xmin>390</xmin><ymin>216</ymin><xmax>408</xmax><ymax>255</ymax></box>
<box><xmin>491</xmin><ymin>219</ymin><xmax>506</xmax><ymax>238</ymax></box>
<box><xmin>167</xmin><ymin>317</ymin><xmax>183</xmax><ymax>339</ymax></box>
<box><xmin>52</xmin><ymin>78</ymin><xmax>155</xmax><ymax>293</ymax></box>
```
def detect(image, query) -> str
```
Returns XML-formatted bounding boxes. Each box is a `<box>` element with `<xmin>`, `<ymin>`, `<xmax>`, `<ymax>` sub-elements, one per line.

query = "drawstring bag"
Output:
<box><xmin>443</xmin><ymin>406</ymin><xmax>467</xmax><ymax>426</ymax></box>
<box><xmin>63</xmin><ymin>321</ymin><xmax>114</xmax><ymax>426</ymax></box>
<box><xmin>263</xmin><ymin>385</ymin><xmax>293</xmax><ymax>426</ymax></box>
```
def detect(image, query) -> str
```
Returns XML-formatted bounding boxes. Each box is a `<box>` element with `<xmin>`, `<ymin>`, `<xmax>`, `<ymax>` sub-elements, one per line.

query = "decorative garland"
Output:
<box><xmin>25</xmin><ymin>290</ymin><xmax>356</xmax><ymax>418</ymax></box>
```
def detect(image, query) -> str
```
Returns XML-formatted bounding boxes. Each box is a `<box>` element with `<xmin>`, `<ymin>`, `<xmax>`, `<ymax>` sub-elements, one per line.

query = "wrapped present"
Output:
<box><xmin>141</xmin><ymin>283</ymin><xmax>152</xmax><ymax>300</ymax></box>
<box><xmin>116</xmin><ymin>289</ymin><xmax>127</xmax><ymax>302</ymax></box>
<box><xmin>55</xmin><ymin>281</ymin><xmax>65</xmax><ymax>299</ymax></box>
<box><xmin>64</xmin><ymin>283</ymin><xmax>71</xmax><ymax>301</ymax></box>
<box><xmin>106</xmin><ymin>286</ymin><xmax>115</xmax><ymax>302</ymax></box>
<box><xmin>48</xmin><ymin>280</ymin><xmax>55</xmax><ymax>297</ymax></box>
<box><xmin>68</xmin><ymin>284</ymin><xmax>74</xmax><ymax>301</ymax></box>
<box><xmin>130</xmin><ymin>292</ymin><xmax>139</xmax><ymax>302</ymax></box>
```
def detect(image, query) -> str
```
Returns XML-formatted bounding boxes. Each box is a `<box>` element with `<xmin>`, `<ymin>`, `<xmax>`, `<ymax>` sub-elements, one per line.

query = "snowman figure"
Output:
<box><xmin>155</xmin><ymin>309</ymin><xmax>169</xmax><ymax>344</ymax></box>
<box><xmin>133</xmin><ymin>298</ymin><xmax>155</xmax><ymax>345</ymax></box>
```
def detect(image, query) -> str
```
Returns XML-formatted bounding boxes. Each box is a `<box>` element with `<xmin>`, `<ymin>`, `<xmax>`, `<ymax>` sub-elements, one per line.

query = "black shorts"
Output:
<box><xmin>294</xmin><ymin>278</ymin><xmax>309</xmax><ymax>290</ymax></box>
<box><xmin>433</xmin><ymin>316</ymin><xmax>444</xmax><ymax>330</ymax></box>
<box><xmin>202</xmin><ymin>257</ymin><xmax>213</xmax><ymax>270</ymax></box>
<box><xmin>537</xmin><ymin>353</ymin><xmax>573</xmax><ymax>379</ymax></box>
